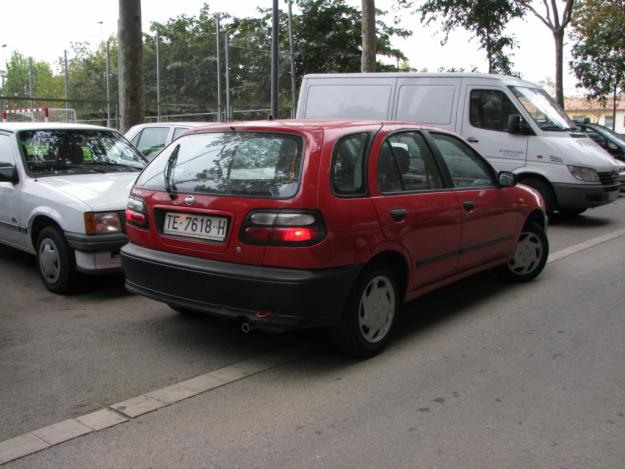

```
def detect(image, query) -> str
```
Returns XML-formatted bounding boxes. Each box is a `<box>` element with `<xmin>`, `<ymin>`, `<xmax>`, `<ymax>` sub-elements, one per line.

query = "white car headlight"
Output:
<box><xmin>84</xmin><ymin>211</ymin><xmax>122</xmax><ymax>234</ymax></box>
<box><xmin>567</xmin><ymin>165</ymin><xmax>600</xmax><ymax>182</ymax></box>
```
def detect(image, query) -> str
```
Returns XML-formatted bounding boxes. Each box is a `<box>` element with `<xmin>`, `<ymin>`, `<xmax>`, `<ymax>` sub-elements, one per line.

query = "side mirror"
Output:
<box><xmin>498</xmin><ymin>171</ymin><xmax>516</xmax><ymax>187</ymax></box>
<box><xmin>0</xmin><ymin>166</ymin><xmax>19</xmax><ymax>184</ymax></box>
<box><xmin>507</xmin><ymin>114</ymin><xmax>531</xmax><ymax>135</ymax></box>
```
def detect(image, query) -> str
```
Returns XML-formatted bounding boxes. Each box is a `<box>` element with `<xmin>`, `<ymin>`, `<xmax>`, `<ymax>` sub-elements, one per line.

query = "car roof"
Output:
<box><xmin>185</xmin><ymin>119</ymin><xmax>445</xmax><ymax>134</ymax></box>
<box><xmin>126</xmin><ymin>122</ymin><xmax>207</xmax><ymax>130</ymax></box>
<box><xmin>0</xmin><ymin>122</ymin><xmax>114</xmax><ymax>133</ymax></box>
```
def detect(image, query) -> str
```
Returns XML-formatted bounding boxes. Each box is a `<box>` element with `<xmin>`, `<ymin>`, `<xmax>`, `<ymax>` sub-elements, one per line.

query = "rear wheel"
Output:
<box><xmin>520</xmin><ymin>177</ymin><xmax>556</xmax><ymax>216</ymax></box>
<box><xmin>36</xmin><ymin>226</ymin><xmax>76</xmax><ymax>294</ymax></box>
<box><xmin>330</xmin><ymin>265</ymin><xmax>398</xmax><ymax>358</ymax></box>
<box><xmin>496</xmin><ymin>222</ymin><xmax>549</xmax><ymax>282</ymax></box>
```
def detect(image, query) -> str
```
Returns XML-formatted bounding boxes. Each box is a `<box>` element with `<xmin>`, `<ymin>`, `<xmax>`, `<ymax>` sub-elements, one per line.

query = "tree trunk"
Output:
<box><xmin>612</xmin><ymin>85</ymin><xmax>617</xmax><ymax>131</ymax></box>
<box><xmin>361</xmin><ymin>0</ymin><xmax>376</xmax><ymax>73</ymax></box>
<box><xmin>118</xmin><ymin>0</ymin><xmax>144</xmax><ymax>133</ymax></box>
<box><xmin>553</xmin><ymin>28</ymin><xmax>565</xmax><ymax>107</ymax></box>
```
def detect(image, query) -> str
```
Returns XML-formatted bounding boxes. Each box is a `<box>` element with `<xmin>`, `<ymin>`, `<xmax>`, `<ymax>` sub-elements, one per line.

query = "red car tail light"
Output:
<box><xmin>241</xmin><ymin>210</ymin><xmax>326</xmax><ymax>246</ymax></box>
<box><xmin>126</xmin><ymin>196</ymin><xmax>149</xmax><ymax>229</ymax></box>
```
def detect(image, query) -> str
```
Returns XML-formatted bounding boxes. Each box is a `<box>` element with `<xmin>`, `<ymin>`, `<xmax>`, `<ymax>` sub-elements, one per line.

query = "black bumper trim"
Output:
<box><xmin>65</xmin><ymin>232</ymin><xmax>128</xmax><ymax>253</ymax></box>
<box><xmin>121</xmin><ymin>243</ymin><xmax>362</xmax><ymax>331</ymax></box>
<box><xmin>552</xmin><ymin>182</ymin><xmax>619</xmax><ymax>210</ymax></box>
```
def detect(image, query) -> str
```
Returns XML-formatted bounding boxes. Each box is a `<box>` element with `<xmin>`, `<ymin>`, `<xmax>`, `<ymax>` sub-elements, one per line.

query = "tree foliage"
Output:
<box><xmin>418</xmin><ymin>0</ymin><xmax>523</xmax><ymax>75</ymax></box>
<box><xmin>569</xmin><ymin>0</ymin><xmax>625</xmax><ymax>129</ymax></box>
<box><xmin>1</xmin><ymin>52</ymin><xmax>64</xmax><ymax>106</ymax></box>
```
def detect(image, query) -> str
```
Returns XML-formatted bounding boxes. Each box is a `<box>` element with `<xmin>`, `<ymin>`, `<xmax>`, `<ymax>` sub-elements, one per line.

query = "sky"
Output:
<box><xmin>0</xmin><ymin>0</ymin><xmax>580</xmax><ymax>95</ymax></box>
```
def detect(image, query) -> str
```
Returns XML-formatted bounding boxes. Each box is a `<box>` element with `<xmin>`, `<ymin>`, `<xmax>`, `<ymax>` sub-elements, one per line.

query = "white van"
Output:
<box><xmin>296</xmin><ymin>73</ymin><xmax>620</xmax><ymax>215</ymax></box>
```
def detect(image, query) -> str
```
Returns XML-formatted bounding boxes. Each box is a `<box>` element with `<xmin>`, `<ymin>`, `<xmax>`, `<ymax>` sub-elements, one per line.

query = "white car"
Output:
<box><xmin>125</xmin><ymin>122</ymin><xmax>205</xmax><ymax>160</ymax></box>
<box><xmin>0</xmin><ymin>123</ymin><xmax>147</xmax><ymax>293</ymax></box>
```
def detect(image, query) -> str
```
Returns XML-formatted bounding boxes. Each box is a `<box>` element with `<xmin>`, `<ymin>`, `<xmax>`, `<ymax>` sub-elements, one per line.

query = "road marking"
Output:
<box><xmin>547</xmin><ymin>227</ymin><xmax>625</xmax><ymax>264</ymax></box>
<box><xmin>0</xmin><ymin>352</ymin><xmax>291</xmax><ymax>465</ymax></box>
<box><xmin>3</xmin><ymin>228</ymin><xmax>624</xmax><ymax>464</ymax></box>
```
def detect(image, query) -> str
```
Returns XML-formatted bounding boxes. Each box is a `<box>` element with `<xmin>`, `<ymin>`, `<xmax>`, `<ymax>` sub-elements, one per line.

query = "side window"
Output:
<box><xmin>430</xmin><ymin>133</ymin><xmax>495</xmax><ymax>188</ymax></box>
<box><xmin>136</xmin><ymin>127</ymin><xmax>170</xmax><ymax>157</ymax></box>
<box><xmin>0</xmin><ymin>134</ymin><xmax>15</xmax><ymax>167</ymax></box>
<box><xmin>172</xmin><ymin>127</ymin><xmax>190</xmax><ymax>141</ymax></box>
<box><xmin>377</xmin><ymin>131</ymin><xmax>443</xmax><ymax>193</ymax></box>
<box><xmin>331</xmin><ymin>133</ymin><xmax>370</xmax><ymax>195</ymax></box>
<box><xmin>470</xmin><ymin>89</ymin><xmax>518</xmax><ymax>132</ymax></box>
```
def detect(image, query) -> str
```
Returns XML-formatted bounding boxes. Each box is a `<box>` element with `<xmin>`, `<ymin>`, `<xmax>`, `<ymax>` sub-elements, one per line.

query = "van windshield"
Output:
<box><xmin>511</xmin><ymin>86</ymin><xmax>576</xmax><ymax>131</ymax></box>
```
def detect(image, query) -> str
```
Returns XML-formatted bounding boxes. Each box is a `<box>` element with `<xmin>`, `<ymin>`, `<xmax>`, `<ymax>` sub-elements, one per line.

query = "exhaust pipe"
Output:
<box><xmin>241</xmin><ymin>322</ymin><xmax>252</xmax><ymax>334</ymax></box>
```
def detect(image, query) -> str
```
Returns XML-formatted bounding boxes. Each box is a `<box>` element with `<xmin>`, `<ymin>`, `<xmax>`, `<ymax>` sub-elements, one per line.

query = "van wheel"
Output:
<box><xmin>520</xmin><ymin>177</ymin><xmax>556</xmax><ymax>216</ymax></box>
<box><xmin>330</xmin><ymin>265</ymin><xmax>398</xmax><ymax>358</ymax></box>
<box><xmin>36</xmin><ymin>226</ymin><xmax>76</xmax><ymax>294</ymax></box>
<box><xmin>496</xmin><ymin>222</ymin><xmax>549</xmax><ymax>282</ymax></box>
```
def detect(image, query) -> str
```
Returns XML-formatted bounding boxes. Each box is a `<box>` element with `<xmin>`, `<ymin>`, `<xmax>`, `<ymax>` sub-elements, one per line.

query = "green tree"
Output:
<box><xmin>418</xmin><ymin>0</ymin><xmax>524</xmax><ymax>75</ymax></box>
<box><xmin>2</xmin><ymin>52</ymin><xmax>63</xmax><ymax>107</ymax></box>
<box><xmin>569</xmin><ymin>0</ymin><xmax>625</xmax><ymax>130</ymax></box>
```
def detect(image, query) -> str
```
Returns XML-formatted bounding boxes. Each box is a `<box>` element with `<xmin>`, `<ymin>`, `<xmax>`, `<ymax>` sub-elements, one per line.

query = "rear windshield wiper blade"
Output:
<box><xmin>164</xmin><ymin>144</ymin><xmax>180</xmax><ymax>200</ymax></box>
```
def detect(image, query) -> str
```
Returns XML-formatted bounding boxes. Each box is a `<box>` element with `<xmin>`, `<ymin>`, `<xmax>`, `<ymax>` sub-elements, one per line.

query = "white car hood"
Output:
<box><xmin>36</xmin><ymin>173</ymin><xmax>138</xmax><ymax>211</ymax></box>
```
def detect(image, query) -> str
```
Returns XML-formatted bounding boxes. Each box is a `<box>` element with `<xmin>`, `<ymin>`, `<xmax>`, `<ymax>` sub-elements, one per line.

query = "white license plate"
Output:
<box><xmin>163</xmin><ymin>212</ymin><xmax>228</xmax><ymax>241</ymax></box>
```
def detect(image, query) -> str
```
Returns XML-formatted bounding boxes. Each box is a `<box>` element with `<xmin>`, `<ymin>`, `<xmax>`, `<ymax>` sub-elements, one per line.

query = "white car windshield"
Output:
<box><xmin>511</xmin><ymin>86</ymin><xmax>576</xmax><ymax>131</ymax></box>
<box><xmin>19</xmin><ymin>129</ymin><xmax>147</xmax><ymax>177</ymax></box>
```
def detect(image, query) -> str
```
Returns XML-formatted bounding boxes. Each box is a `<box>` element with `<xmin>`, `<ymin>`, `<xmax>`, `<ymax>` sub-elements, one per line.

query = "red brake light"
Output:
<box><xmin>241</xmin><ymin>210</ymin><xmax>325</xmax><ymax>246</ymax></box>
<box><xmin>125</xmin><ymin>196</ymin><xmax>149</xmax><ymax>229</ymax></box>
<box><xmin>125</xmin><ymin>209</ymin><xmax>146</xmax><ymax>226</ymax></box>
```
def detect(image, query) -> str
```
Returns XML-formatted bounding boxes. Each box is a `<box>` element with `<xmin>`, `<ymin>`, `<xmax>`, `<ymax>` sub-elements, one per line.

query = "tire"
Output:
<box><xmin>496</xmin><ymin>222</ymin><xmax>549</xmax><ymax>282</ymax></box>
<box><xmin>330</xmin><ymin>265</ymin><xmax>398</xmax><ymax>358</ymax></box>
<box><xmin>520</xmin><ymin>177</ymin><xmax>556</xmax><ymax>216</ymax></box>
<box><xmin>36</xmin><ymin>226</ymin><xmax>76</xmax><ymax>294</ymax></box>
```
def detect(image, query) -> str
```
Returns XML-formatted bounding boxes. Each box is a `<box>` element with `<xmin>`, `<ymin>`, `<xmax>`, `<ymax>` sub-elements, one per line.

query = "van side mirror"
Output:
<box><xmin>507</xmin><ymin>114</ymin><xmax>531</xmax><ymax>135</ymax></box>
<box><xmin>498</xmin><ymin>171</ymin><xmax>516</xmax><ymax>187</ymax></box>
<box><xmin>0</xmin><ymin>166</ymin><xmax>19</xmax><ymax>184</ymax></box>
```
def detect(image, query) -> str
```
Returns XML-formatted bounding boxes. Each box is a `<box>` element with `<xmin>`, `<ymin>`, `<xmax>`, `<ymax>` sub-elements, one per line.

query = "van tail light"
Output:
<box><xmin>125</xmin><ymin>196</ymin><xmax>150</xmax><ymax>229</ymax></box>
<box><xmin>241</xmin><ymin>210</ymin><xmax>326</xmax><ymax>246</ymax></box>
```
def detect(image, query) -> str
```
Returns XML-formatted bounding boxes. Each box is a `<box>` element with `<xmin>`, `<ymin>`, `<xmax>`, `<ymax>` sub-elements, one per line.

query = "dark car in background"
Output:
<box><xmin>575</xmin><ymin>120</ymin><xmax>625</xmax><ymax>188</ymax></box>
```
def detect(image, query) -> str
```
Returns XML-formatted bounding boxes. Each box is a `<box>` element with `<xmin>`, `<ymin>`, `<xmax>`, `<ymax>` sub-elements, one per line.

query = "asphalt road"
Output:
<box><xmin>1</xmin><ymin>196</ymin><xmax>624</xmax><ymax>468</ymax></box>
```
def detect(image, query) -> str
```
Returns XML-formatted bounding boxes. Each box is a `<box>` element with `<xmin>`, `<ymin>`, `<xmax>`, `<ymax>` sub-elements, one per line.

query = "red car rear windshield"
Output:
<box><xmin>135</xmin><ymin>132</ymin><xmax>304</xmax><ymax>199</ymax></box>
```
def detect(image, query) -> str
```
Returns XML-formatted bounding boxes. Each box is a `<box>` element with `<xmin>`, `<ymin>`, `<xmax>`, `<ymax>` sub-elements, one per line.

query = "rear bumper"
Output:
<box><xmin>552</xmin><ymin>182</ymin><xmax>619</xmax><ymax>210</ymax></box>
<box><xmin>121</xmin><ymin>243</ymin><xmax>361</xmax><ymax>332</ymax></box>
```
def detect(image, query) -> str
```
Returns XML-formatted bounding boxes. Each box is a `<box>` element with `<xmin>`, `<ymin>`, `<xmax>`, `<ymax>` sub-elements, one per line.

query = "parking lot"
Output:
<box><xmin>1</xmin><ymin>196</ymin><xmax>625</xmax><ymax>468</ymax></box>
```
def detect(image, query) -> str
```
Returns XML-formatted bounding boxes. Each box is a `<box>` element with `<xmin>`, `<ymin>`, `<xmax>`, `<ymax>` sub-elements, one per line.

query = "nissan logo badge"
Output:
<box><xmin>185</xmin><ymin>195</ymin><xmax>195</xmax><ymax>206</ymax></box>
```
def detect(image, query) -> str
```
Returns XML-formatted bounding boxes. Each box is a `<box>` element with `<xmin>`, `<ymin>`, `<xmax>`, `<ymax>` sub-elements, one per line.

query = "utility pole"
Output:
<box><xmin>224</xmin><ymin>33</ymin><xmax>230</xmax><ymax>122</ymax></box>
<box><xmin>271</xmin><ymin>0</ymin><xmax>279</xmax><ymax>119</ymax></box>
<box><xmin>215</xmin><ymin>16</ymin><xmax>222</xmax><ymax>122</ymax></box>
<box><xmin>155</xmin><ymin>32</ymin><xmax>161</xmax><ymax>122</ymax></box>
<box><xmin>106</xmin><ymin>40</ymin><xmax>111</xmax><ymax>127</ymax></box>
<box><xmin>361</xmin><ymin>0</ymin><xmax>376</xmax><ymax>72</ymax></box>
<box><xmin>64</xmin><ymin>50</ymin><xmax>69</xmax><ymax>122</ymax></box>
<box><xmin>28</xmin><ymin>57</ymin><xmax>33</xmax><ymax>110</ymax></box>
<box><xmin>118</xmin><ymin>0</ymin><xmax>144</xmax><ymax>133</ymax></box>
<box><xmin>287</xmin><ymin>0</ymin><xmax>296</xmax><ymax>117</ymax></box>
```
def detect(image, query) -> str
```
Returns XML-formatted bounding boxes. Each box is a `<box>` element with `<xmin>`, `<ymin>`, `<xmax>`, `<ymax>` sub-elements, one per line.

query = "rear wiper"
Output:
<box><xmin>164</xmin><ymin>144</ymin><xmax>180</xmax><ymax>200</ymax></box>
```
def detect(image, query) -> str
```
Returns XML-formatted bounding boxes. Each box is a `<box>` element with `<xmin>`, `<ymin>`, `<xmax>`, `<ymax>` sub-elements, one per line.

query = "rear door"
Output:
<box><xmin>428</xmin><ymin>131</ymin><xmax>518</xmax><ymax>272</ymax></box>
<box><xmin>370</xmin><ymin>129</ymin><xmax>463</xmax><ymax>290</ymax></box>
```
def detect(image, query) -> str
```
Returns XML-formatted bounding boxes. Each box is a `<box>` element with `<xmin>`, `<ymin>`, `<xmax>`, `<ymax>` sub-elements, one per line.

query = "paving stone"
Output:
<box><xmin>31</xmin><ymin>419</ymin><xmax>92</xmax><ymax>445</ymax></box>
<box><xmin>0</xmin><ymin>433</ymin><xmax>49</xmax><ymax>465</ymax></box>
<box><xmin>110</xmin><ymin>395</ymin><xmax>165</xmax><ymax>418</ymax></box>
<box><xmin>76</xmin><ymin>408</ymin><xmax>129</xmax><ymax>431</ymax></box>
<box><xmin>146</xmin><ymin>384</ymin><xmax>198</xmax><ymax>404</ymax></box>
<box><xmin>179</xmin><ymin>373</ymin><xmax>227</xmax><ymax>393</ymax></box>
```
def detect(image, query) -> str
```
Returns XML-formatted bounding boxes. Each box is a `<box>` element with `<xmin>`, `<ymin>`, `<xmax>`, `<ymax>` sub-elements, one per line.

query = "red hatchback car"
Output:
<box><xmin>121</xmin><ymin>120</ymin><xmax>548</xmax><ymax>356</ymax></box>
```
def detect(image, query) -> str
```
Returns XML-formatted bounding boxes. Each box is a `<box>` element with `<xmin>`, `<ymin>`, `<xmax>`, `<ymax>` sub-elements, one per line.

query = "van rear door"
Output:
<box><xmin>459</xmin><ymin>83</ymin><xmax>529</xmax><ymax>172</ymax></box>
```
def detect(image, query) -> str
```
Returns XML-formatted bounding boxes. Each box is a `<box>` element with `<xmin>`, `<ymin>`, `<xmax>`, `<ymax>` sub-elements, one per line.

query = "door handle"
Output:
<box><xmin>467</xmin><ymin>137</ymin><xmax>479</xmax><ymax>143</ymax></box>
<box><xmin>389</xmin><ymin>208</ymin><xmax>407</xmax><ymax>221</ymax></box>
<box><xmin>463</xmin><ymin>201</ymin><xmax>475</xmax><ymax>211</ymax></box>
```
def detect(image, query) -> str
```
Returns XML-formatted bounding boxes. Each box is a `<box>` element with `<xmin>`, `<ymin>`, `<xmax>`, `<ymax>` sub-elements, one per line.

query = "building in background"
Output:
<box><xmin>565</xmin><ymin>97</ymin><xmax>625</xmax><ymax>134</ymax></box>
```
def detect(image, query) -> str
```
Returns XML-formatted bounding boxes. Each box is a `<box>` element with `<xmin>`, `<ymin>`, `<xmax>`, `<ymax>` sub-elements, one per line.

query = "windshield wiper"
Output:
<box><xmin>94</xmin><ymin>160</ymin><xmax>143</xmax><ymax>171</ymax></box>
<box><xmin>61</xmin><ymin>164</ymin><xmax>106</xmax><ymax>173</ymax></box>
<box><xmin>539</xmin><ymin>124</ymin><xmax>566</xmax><ymax>132</ymax></box>
<box><xmin>164</xmin><ymin>144</ymin><xmax>180</xmax><ymax>200</ymax></box>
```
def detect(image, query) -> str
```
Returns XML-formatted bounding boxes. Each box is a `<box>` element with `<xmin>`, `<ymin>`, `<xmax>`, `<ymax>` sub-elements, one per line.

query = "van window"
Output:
<box><xmin>397</xmin><ymin>85</ymin><xmax>456</xmax><ymax>126</ymax></box>
<box><xmin>430</xmin><ymin>133</ymin><xmax>495</xmax><ymax>188</ymax></box>
<box><xmin>305</xmin><ymin>85</ymin><xmax>391</xmax><ymax>119</ymax></box>
<box><xmin>332</xmin><ymin>133</ymin><xmax>370</xmax><ymax>195</ymax></box>
<box><xmin>470</xmin><ymin>89</ymin><xmax>518</xmax><ymax>132</ymax></box>
<box><xmin>377</xmin><ymin>132</ymin><xmax>443</xmax><ymax>193</ymax></box>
